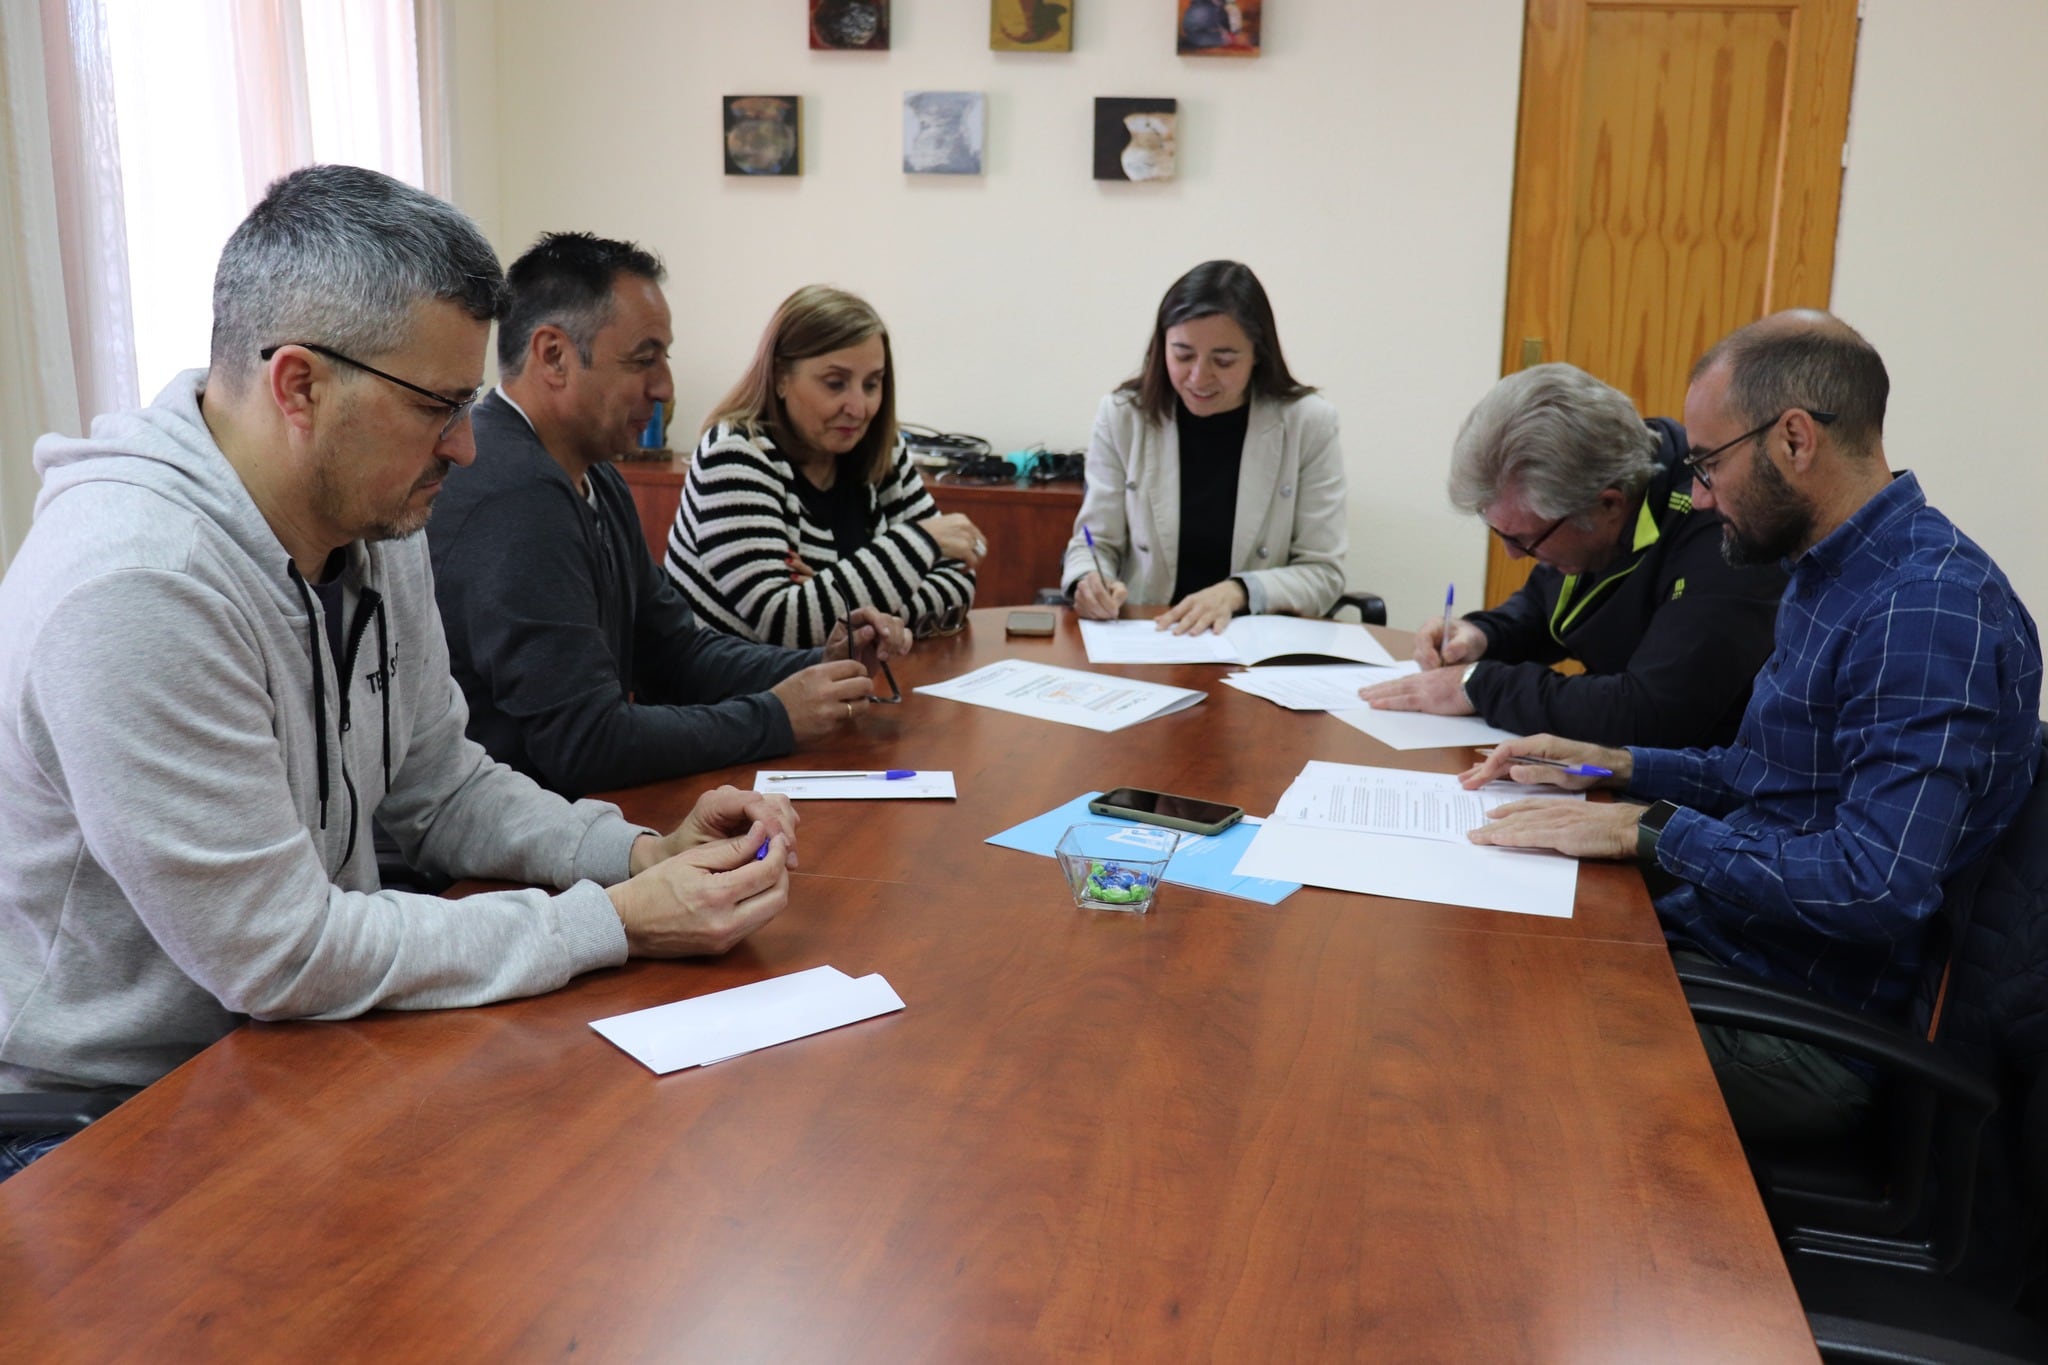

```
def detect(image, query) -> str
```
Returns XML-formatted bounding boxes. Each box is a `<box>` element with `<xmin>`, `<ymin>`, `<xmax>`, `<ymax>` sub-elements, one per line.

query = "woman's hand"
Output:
<box><xmin>1156</xmin><ymin>579</ymin><xmax>1247</xmax><ymax>635</ymax></box>
<box><xmin>1073</xmin><ymin>572</ymin><xmax>1128</xmax><ymax>620</ymax></box>
<box><xmin>917</xmin><ymin>513</ymin><xmax>987</xmax><ymax>567</ymax></box>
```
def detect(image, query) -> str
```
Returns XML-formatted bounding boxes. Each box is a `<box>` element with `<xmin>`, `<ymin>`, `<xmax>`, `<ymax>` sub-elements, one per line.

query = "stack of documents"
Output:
<box><xmin>1231</xmin><ymin>760</ymin><xmax>1581</xmax><ymax>918</ymax></box>
<box><xmin>1078</xmin><ymin>616</ymin><xmax>1397</xmax><ymax>668</ymax></box>
<box><xmin>1220</xmin><ymin>665</ymin><xmax>1408</xmax><ymax>712</ymax></box>
<box><xmin>915</xmin><ymin>659</ymin><xmax>1204</xmax><ymax>732</ymax></box>
<box><xmin>591</xmin><ymin>966</ymin><xmax>903</xmax><ymax>1074</ymax></box>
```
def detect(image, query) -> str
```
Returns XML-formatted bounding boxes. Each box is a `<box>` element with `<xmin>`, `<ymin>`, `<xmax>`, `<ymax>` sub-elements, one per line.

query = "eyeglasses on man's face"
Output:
<box><xmin>259</xmin><ymin>342</ymin><xmax>480</xmax><ymax>442</ymax></box>
<box><xmin>1485</xmin><ymin>512</ymin><xmax>1570</xmax><ymax>560</ymax></box>
<box><xmin>1684</xmin><ymin>408</ymin><xmax>1837</xmax><ymax>491</ymax></box>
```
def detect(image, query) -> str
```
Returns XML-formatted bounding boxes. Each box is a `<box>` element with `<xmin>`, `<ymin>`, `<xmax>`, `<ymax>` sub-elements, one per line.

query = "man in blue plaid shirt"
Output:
<box><xmin>1464</xmin><ymin>311</ymin><xmax>2043</xmax><ymax>1141</ymax></box>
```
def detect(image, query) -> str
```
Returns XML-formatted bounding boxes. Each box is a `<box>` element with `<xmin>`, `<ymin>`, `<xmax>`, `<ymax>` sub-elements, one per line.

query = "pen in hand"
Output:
<box><xmin>1083</xmin><ymin>525</ymin><xmax>1112</xmax><ymax>591</ymax></box>
<box><xmin>1477</xmin><ymin>749</ymin><xmax>1613</xmax><ymax>779</ymax></box>
<box><xmin>1438</xmin><ymin>581</ymin><xmax>1455</xmax><ymax>665</ymax></box>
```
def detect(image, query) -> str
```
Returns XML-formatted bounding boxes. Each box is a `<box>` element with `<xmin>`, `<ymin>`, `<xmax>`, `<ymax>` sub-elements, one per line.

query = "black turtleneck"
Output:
<box><xmin>1172</xmin><ymin>397</ymin><xmax>1251</xmax><ymax>603</ymax></box>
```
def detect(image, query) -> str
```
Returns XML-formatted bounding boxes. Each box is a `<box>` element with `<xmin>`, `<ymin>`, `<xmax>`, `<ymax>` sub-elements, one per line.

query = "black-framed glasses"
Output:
<box><xmin>914</xmin><ymin>604</ymin><xmax>966</xmax><ymax>639</ymax></box>
<box><xmin>259</xmin><ymin>342</ymin><xmax>480</xmax><ymax>441</ymax></box>
<box><xmin>1485</xmin><ymin>513</ymin><xmax>1569</xmax><ymax>559</ymax></box>
<box><xmin>1684</xmin><ymin>409</ymin><xmax>1836</xmax><ymax>491</ymax></box>
<box><xmin>823</xmin><ymin>579</ymin><xmax>903</xmax><ymax>703</ymax></box>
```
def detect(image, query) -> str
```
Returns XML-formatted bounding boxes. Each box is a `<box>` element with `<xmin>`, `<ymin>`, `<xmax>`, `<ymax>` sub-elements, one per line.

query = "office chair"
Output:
<box><xmin>0</xmin><ymin>1090</ymin><xmax>134</xmax><ymax>1137</ymax></box>
<box><xmin>1679</xmin><ymin>724</ymin><xmax>2048</xmax><ymax>1364</ymax></box>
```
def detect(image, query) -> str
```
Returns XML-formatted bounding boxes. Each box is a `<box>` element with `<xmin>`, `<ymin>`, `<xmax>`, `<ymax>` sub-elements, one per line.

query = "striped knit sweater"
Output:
<box><xmin>665</xmin><ymin>422</ymin><xmax>976</xmax><ymax>647</ymax></box>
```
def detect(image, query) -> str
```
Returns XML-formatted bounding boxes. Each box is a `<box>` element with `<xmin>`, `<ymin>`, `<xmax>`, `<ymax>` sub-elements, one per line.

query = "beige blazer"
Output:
<box><xmin>1061</xmin><ymin>391</ymin><xmax>1348</xmax><ymax>616</ymax></box>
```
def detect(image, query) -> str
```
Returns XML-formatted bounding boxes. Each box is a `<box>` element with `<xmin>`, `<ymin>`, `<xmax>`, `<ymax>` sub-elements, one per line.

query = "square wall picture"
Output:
<box><xmin>812</xmin><ymin>0</ymin><xmax>888</xmax><ymax>50</ymax></box>
<box><xmin>904</xmin><ymin>92</ymin><xmax>987</xmax><ymax>175</ymax></box>
<box><xmin>991</xmin><ymin>0</ymin><xmax>1073</xmax><ymax>51</ymax></box>
<box><xmin>724</xmin><ymin>96</ymin><xmax>801</xmax><ymax>176</ymax></box>
<box><xmin>1093</xmin><ymin>98</ymin><xmax>1177</xmax><ymax>182</ymax></box>
<box><xmin>1177</xmin><ymin>0</ymin><xmax>1260</xmax><ymax>55</ymax></box>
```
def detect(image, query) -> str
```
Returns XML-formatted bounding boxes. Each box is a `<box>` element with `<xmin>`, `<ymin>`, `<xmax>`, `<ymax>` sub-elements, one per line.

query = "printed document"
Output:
<box><xmin>1232</xmin><ymin>761</ymin><xmax>1581</xmax><ymax>918</ymax></box>
<box><xmin>1221</xmin><ymin>663</ymin><xmax>1415</xmax><ymax>712</ymax></box>
<box><xmin>1328</xmin><ymin>705</ymin><xmax>1522</xmax><ymax>751</ymax></box>
<box><xmin>1078</xmin><ymin>616</ymin><xmax>1396</xmax><ymax>668</ymax></box>
<box><xmin>915</xmin><ymin>658</ymin><xmax>1205</xmax><ymax>732</ymax></box>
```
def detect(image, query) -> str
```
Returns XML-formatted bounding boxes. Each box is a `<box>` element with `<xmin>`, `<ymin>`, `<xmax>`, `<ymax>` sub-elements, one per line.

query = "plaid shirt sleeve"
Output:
<box><xmin>1626</xmin><ymin>743</ymin><xmax>1739</xmax><ymax>814</ymax></box>
<box><xmin>1653</xmin><ymin>574</ymin><xmax>2020</xmax><ymax>952</ymax></box>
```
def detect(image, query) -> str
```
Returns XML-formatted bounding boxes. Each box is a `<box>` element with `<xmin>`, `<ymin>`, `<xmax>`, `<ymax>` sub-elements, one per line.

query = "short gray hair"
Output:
<box><xmin>209</xmin><ymin>164</ymin><xmax>505</xmax><ymax>392</ymax></box>
<box><xmin>1447</xmin><ymin>363</ymin><xmax>1657</xmax><ymax>520</ymax></box>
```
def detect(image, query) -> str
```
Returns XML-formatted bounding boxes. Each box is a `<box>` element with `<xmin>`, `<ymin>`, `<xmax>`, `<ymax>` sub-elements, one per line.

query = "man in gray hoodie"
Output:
<box><xmin>0</xmin><ymin>166</ymin><xmax>796</xmax><ymax>1177</ymax></box>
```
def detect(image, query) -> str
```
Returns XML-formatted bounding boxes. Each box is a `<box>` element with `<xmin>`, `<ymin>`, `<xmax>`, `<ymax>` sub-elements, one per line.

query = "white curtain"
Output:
<box><xmin>0</xmin><ymin>0</ymin><xmax>424</xmax><ymax>572</ymax></box>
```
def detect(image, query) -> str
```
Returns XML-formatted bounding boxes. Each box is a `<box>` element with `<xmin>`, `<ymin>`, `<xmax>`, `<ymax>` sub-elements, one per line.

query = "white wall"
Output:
<box><xmin>1831</xmin><ymin>0</ymin><xmax>2048</xmax><ymax>643</ymax></box>
<box><xmin>463</xmin><ymin>0</ymin><xmax>1526</xmax><ymax>623</ymax></box>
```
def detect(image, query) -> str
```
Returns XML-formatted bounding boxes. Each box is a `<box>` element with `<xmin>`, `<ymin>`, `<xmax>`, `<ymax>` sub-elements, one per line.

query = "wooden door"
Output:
<box><xmin>1485</xmin><ymin>0</ymin><xmax>1860</xmax><ymax>606</ymax></box>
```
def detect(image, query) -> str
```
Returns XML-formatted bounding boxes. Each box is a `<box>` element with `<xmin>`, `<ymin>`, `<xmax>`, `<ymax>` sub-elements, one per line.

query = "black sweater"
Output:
<box><xmin>1462</xmin><ymin>418</ymin><xmax>1786</xmax><ymax>748</ymax></box>
<box><xmin>427</xmin><ymin>393</ymin><xmax>818</xmax><ymax>798</ymax></box>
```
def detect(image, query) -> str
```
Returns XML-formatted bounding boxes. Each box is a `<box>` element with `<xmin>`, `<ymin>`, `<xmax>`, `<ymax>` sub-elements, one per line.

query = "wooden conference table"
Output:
<box><xmin>0</xmin><ymin>611</ymin><xmax>1816</xmax><ymax>1362</ymax></box>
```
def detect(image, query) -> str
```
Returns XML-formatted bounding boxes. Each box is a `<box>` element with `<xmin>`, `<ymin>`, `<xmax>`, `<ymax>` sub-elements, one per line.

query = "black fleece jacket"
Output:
<box><xmin>1461</xmin><ymin>418</ymin><xmax>1786</xmax><ymax>748</ymax></box>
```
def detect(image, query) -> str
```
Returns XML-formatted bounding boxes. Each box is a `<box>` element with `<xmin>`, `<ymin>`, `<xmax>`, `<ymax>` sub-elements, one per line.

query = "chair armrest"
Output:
<box><xmin>1331</xmin><ymin>591</ymin><xmax>1386</xmax><ymax>626</ymax></box>
<box><xmin>1682</xmin><ymin>976</ymin><xmax>1997</xmax><ymax>1113</ymax></box>
<box><xmin>0</xmin><ymin>1089</ymin><xmax>135</xmax><ymax>1135</ymax></box>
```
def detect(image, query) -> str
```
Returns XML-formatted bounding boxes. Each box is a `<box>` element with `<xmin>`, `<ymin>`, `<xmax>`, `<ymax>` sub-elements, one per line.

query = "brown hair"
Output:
<box><xmin>703</xmin><ymin>284</ymin><xmax>898</xmax><ymax>486</ymax></box>
<box><xmin>1119</xmin><ymin>260</ymin><xmax>1314</xmax><ymax>425</ymax></box>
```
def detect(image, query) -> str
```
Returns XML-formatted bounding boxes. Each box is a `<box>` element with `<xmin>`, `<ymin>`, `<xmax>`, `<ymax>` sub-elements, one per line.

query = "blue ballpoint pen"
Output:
<box><xmin>1440</xmin><ymin>582</ymin><xmax>1456</xmax><ymax>662</ymax></box>
<box><xmin>1478</xmin><ymin>750</ymin><xmax>1614</xmax><ymax>779</ymax></box>
<box><xmin>765</xmin><ymin>770</ymin><xmax>918</xmax><ymax>782</ymax></box>
<box><xmin>1082</xmin><ymin>525</ymin><xmax>1112</xmax><ymax>589</ymax></box>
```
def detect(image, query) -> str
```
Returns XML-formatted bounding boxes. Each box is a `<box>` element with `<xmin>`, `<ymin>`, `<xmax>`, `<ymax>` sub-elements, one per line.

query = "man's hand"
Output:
<box><xmin>1358</xmin><ymin>665</ymin><xmax>1476</xmax><ymax>716</ymax></box>
<box><xmin>1468</xmin><ymin>798</ymin><xmax>1645</xmax><ymax>860</ymax></box>
<box><xmin>1073</xmin><ymin>571</ymin><xmax>1127</xmax><ymax>620</ymax></box>
<box><xmin>824</xmin><ymin>606</ymin><xmax>912</xmax><ymax>672</ymax></box>
<box><xmin>1157</xmin><ymin>579</ymin><xmax>1247</xmax><ymax>636</ymax></box>
<box><xmin>1415</xmin><ymin>617</ymin><xmax>1488</xmax><ymax>669</ymax></box>
<box><xmin>608</xmin><ymin>824</ymin><xmax>790</xmax><ymax>957</ymax></box>
<box><xmin>630</xmin><ymin>785</ymin><xmax>801</xmax><ymax>875</ymax></box>
<box><xmin>771</xmin><ymin>659</ymin><xmax>875</xmax><ymax>745</ymax></box>
<box><xmin>1459</xmin><ymin>734</ymin><xmax>1633</xmax><ymax>791</ymax></box>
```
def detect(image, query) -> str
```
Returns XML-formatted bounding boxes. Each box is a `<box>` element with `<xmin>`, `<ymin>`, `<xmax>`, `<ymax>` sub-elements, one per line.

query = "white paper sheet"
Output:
<box><xmin>1231</xmin><ymin>815</ymin><xmax>1579</xmax><ymax>918</ymax></box>
<box><xmin>1076</xmin><ymin>616</ymin><xmax>1397</xmax><ymax>668</ymax></box>
<box><xmin>1231</xmin><ymin>761</ymin><xmax>1580</xmax><ymax>917</ymax></box>
<box><xmin>590</xmin><ymin>965</ymin><xmax>905</xmax><ymax>1075</ymax></box>
<box><xmin>1272</xmin><ymin>760</ymin><xmax>1577</xmax><ymax>843</ymax></box>
<box><xmin>1220</xmin><ymin>662</ymin><xmax>1415</xmax><ymax>712</ymax></box>
<box><xmin>1328</xmin><ymin>705</ymin><xmax>1523</xmax><ymax>751</ymax></box>
<box><xmin>914</xmin><ymin>659</ymin><xmax>1205</xmax><ymax>732</ymax></box>
<box><xmin>1077</xmin><ymin>620</ymin><xmax>1239</xmax><ymax>665</ymax></box>
<box><xmin>1225</xmin><ymin>616</ymin><xmax>1397</xmax><ymax>667</ymax></box>
<box><xmin>754</xmin><ymin>771</ymin><xmax>957</xmax><ymax>800</ymax></box>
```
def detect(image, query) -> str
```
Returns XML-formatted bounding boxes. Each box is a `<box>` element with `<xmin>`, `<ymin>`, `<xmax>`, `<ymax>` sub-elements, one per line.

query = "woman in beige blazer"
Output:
<box><xmin>1062</xmin><ymin>261</ymin><xmax>1347</xmax><ymax>634</ymax></box>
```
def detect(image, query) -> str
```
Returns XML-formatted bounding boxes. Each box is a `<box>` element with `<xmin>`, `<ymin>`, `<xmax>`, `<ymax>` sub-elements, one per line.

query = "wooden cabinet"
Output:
<box><xmin>613</xmin><ymin>456</ymin><xmax>1082</xmax><ymax>609</ymax></box>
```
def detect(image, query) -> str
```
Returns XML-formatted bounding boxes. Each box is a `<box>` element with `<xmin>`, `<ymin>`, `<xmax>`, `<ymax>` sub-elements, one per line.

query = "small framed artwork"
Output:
<box><xmin>724</xmin><ymin>97</ymin><xmax>801</xmax><ymax>177</ymax></box>
<box><xmin>1093</xmin><ymin>98</ymin><xmax>1177</xmax><ymax>182</ymax></box>
<box><xmin>991</xmin><ymin>0</ymin><xmax>1073</xmax><ymax>51</ymax></box>
<box><xmin>811</xmin><ymin>0</ymin><xmax>889</xmax><ymax>50</ymax></box>
<box><xmin>1177</xmin><ymin>0</ymin><xmax>1260</xmax><ymax>56</ymax></box>
<box><xmin>904</xmin><ymin>92</ymin><xmax>987</xmax><ymax>175</ymax></box>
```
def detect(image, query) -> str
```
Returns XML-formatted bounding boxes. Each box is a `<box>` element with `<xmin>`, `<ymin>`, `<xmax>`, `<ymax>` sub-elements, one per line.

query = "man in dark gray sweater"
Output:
<box><xmin>429</xmin><ymin>234</ymin><xmax>910</xmax><ymax>799</ymax></box>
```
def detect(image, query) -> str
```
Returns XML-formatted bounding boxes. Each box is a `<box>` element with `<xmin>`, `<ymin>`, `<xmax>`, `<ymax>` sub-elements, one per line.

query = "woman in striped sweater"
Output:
<box><xmin>665</xmin><ymin>285</ymin><xmax>984</xmax><ymax>647</ymax></box>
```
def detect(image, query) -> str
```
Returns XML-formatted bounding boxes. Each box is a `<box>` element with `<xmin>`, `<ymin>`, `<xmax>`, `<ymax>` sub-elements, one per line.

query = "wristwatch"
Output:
<box><xmin>1635</xmin><ymin>800</ymin><xmax>1680</xmax><ymax>864</ymax></box>
<box><xmin>1459</xmin><ymin>661</ymin><xmax>1481</xmax><ymax>700</ymax></box>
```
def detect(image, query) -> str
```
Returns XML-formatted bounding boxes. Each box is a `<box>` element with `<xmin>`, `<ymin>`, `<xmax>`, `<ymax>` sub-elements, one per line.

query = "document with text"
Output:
<box><xmin>1078</xmin><ymin>616</ymin><xmax>1397</xmax><ymax>668</ymax></box>
<box><xmin>1232</xmin><ymin>760</ymin><xmax>1581</xmax><ymax>918</ymax></box>
<box><xmin>915</xmin><ymin>658</ymin><xmax>1205</xmax><ymax>732</ymax></box>
<box><xmin>1221</xmin><ymin>663</ymin><xmax>1414</xmax><ymax>712</ymax></box>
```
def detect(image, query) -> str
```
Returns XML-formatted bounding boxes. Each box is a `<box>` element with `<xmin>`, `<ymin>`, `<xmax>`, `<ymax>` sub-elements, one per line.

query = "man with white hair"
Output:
<box><xmin>1362</xmin><ymin>362</ymin><xmax>1784</xmax><ymax>747</ymax></box>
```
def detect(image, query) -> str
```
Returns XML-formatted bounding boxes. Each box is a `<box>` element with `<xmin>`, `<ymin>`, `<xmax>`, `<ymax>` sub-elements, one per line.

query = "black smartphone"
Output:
<box><xmin>1088</xmin><ymin>787</ymin><xmax>1244</xmax><ymax>836</ymax></box>
<box><xmin>1006</xmin><ymin>610</ymin><xmax>1057</xmax><ymax>636</ymax></box>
